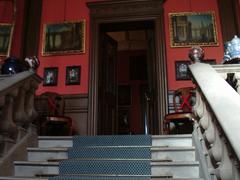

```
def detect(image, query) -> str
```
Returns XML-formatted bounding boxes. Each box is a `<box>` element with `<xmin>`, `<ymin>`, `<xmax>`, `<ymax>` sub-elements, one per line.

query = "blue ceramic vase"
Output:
<box><xmin>1</xmin><ymin>56</ymin><xmax>24</xmax><ymax>74</ymax></box>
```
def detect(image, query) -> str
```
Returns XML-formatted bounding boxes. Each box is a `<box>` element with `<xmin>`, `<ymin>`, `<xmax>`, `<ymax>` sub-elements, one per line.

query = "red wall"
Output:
<box><xmin>164</xmin><ymin>0</ymin><xmax>224</xmax><ymax>90</ymax></box>
<box><xmin>0</xmin><ymin>0</ymin><xmax>25</xmax><ymax>61</ymax></box>
<box><xmin>37</xmin><ymin>0</ymin><xmax>90</xmax><ymax>95</ymax></box>
<box><xmin>0</xmin><ymin>0</ymin><xmax>224</xmax><ymax>94</ymax></box>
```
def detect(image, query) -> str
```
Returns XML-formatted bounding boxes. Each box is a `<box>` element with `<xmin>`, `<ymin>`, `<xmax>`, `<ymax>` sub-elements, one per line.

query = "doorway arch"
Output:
<box><xmin>87</xmin><ymin>0</ymin><xmax>168</xmax><ymax>135</ymax></box>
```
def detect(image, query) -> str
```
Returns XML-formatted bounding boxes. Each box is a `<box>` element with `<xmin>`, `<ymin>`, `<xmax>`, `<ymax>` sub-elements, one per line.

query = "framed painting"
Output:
<box><xmin>175</xmin><ymin>61</ymin><xmax>191</xmax><ymax>80</ymax></box>
<box><xmin>42</xmin><ymin>20</ymin><xmax>85</xmax><ymax>55</ymax></box>
<box><xmin>0</xmin><ymin>23</ymin><xmax>13</xmax><ymax>57</ymax></box>
<box><xmin>65</xmin><ymin>66</ymin><xmax>81</xmax><ymax>85</ymax></box>
<box><xmin>43</xmin><ymin>67</ymin><xmax>58</xmax><ymax>86</ymax></box>
<box><xmin>169</xmin><ymin>12</ymin><xmax>218</xmax><ymax>47</ymax></box>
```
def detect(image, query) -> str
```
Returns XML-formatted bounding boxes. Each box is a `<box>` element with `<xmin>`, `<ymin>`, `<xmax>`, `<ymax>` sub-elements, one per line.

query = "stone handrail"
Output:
<box><xmin>0</xmin><ymin>71</ymin><xmax>41</xmax><ymax>157</ymax></box>
<box><xmin>212</xmin><ymin>64</ymin><xmax>240</xmax><ymax>93</ymax></box>
<box><xmin>189</xmin><ymin>62</ymin><xmax>240</xmax><ymax>180</ymax></box>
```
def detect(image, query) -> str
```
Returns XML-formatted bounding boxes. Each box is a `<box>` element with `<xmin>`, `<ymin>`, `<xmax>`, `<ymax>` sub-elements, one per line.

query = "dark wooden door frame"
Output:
<box><xmin>87</xmin><ymin>0</ymin><xmax>168</xmax><ymax>135</ymax></box>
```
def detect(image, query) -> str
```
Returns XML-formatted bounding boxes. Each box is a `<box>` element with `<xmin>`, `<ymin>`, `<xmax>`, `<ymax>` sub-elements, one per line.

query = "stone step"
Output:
<box><xmin>38</xmin><ymin>135</ymin><xmax>193</xmax><ymax>148</ymax></box>
<box><xmin>38</xmin><ymin>136</ymin><xmax>73</xmax><ymax>148</ymax></box>
<box><xmin>58</xmin><ymin>159</ymin><xmax>151</xmax><ymax>175</ymax></box>
<box><xmin>151</xmin><ymin>178</ymin><xmax>203</xmax><ymax>180</ymax></box>
<box><xmin>151</xmin><ymin>161</ymin><xmax>199</xmax><ymax>178</ymax></box>
<box><xmin>27</xmin><ymin>147</ymin><xmax>68</xmax><ymax>162</ymax></box>
<box><xmin>152</xmin><ymin>135</ymin><xmax>193</xmax><ymax>147</ymax></box>
<box><xmin>13</xmin><ymin>160</ymin><xmax>198</xmax><ymax>177</ymax></box>
<box><xmin>49</xmin><ymin>175</ymin><xmax>203</xmax><ymax>180</ymax></box>
<box><xmin>0</xmin><ymin>177</ymin><xmax>48</xmax><ymax>180</ymax></box>
<box><xmin>151</xmin><ymin>146</ymin><xmax>196</xmax><ymax>162</ymax></box>
<box><xmin>0</xmin><ymin>177</ymin><xmax>203</xmax><ymax>180</ymax></box>
<box><xmin>27</xmin><ymin>146</ymin><xmax>195</xmax><ymax>162</ymax></box>
<box><xmin>14</xmin><ymin>161</ymin><xmax>59</xmax><ymax>177</ymax></box>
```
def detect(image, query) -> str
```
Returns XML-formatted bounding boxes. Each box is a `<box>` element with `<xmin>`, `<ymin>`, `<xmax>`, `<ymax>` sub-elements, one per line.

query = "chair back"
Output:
<box><xmin>40</xmin><ymin>92</ymin><xmax>65</xmax><ymax>116</ymax></box>
<box><xmin>173</xmin><ymin>87</ymin><xmax>194</xmax><ymax>113</ymax></box>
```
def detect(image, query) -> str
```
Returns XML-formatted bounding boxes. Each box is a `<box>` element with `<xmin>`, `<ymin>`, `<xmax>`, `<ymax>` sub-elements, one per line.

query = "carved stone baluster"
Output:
<box><xmin>215</xmin><ymin>139</ymin><xmax>233</xmax><ymax>180</ymax></box>
<box><xmin>204</xmin><ymin>113</ymin><xmax>215</xmax><ymax>145</ymax></box>
<box><xmin>199</xmin><ymin>103</ymin><xmax>209</xmax><ymax>131</ymax></box>
<box><xmin>13</xmin><ymin>85</ymin><xmax>28</xmax><ymax>127</ymax></box>
<box><xmin>209</xmin><ymin>129</ymin><xmax>223</xmax><ymax>167</ymax></box>
<box><xmin>233</xmin><ymin>72</ymin><xmax>240</xmax><ymax>94</ymax></box>
<box><xmin>0</xmin><ymin>92</ymin><xmax>18</xmax><ymax>155</ymax></box>
<box><xmin>24</xmin><ymin>81</ymin><xmax>38</xmax><ymax>127</ymax></box>
<box><xmin>193</xmin><ymin>90</ymin><xmax>204</xmax><ymax>119</ymax></box>
<box><xmin>197</xmin><ymin>124</ymin><xmax>213</xmax><ymax>170</ymax></box>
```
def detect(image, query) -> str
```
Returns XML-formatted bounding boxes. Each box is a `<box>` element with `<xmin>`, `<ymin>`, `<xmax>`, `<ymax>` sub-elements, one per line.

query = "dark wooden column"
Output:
<box><xmin>218</xmin><ymin>0</ymin><xmax>240</xmax><ymax>42</ymax></box>
<box><xmin>21</xmin><ymin>0</ymin><xmax>42</xmax><ymax>59</ymax></box>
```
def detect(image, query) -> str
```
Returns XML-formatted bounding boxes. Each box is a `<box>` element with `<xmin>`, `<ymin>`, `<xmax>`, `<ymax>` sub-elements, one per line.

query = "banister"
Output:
<box><xmin>0</xmin><ymin>71</ymin><xmax>41</xmax><ymax>154</ymax></box>
<box><xmin>0</xmin><ymin>70</ymin><xmax>42</xmax><ymax>176</ymax></box>
<box><xmin>0</xmin><ymin>71</ymin><xmax>41</xmax><ymax>95</ymax></box>
<box><xmin>189</xmin><ymin>62</ymin><xmax>240</xmax><ymax>179</ymax></box>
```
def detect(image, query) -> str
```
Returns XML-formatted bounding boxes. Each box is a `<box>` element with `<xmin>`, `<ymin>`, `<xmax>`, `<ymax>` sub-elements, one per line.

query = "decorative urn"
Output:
<box><xmin>188</xmin><ymin>46</ymin><xmax>205</xmax><ymax>63</ymax></box>
<box><xmin>1</xmin><ymin>56</ymin><xmax>24</xmax><ymax>74</ymax></box>
<box><xmin>223</xmin><ymin>35</ymin><xmax>240</xmax><ymax>64</ymax></box>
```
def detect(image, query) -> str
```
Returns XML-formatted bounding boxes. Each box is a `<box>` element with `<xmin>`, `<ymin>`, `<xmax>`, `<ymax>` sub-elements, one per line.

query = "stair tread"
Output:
<box><xmin>27</xmin><ymin>147</ymin><xmax>68</xmax><ymax>152</ymax></box>
<box><xmin>151</xmin><ymin>178</ymin><xmax>202</xmax><ymax>180</ymax></box>
<box><xmin>0</xmin><ymin>177</ymin><xmax>48</xmax><ymax>180</ymax></box>
<box><xmin>38</xmin><ymin>136</ymin><xmax>73</xmax><ymax>140</ymax></box>
<box><xmin>13</xmin><ymin>135</ymin><xmax>200</xmax><ymax>179</ymax></box>
<box><xmin>151</xmin><ymin>161</ymin><xmax>199</xmax><ymax>165</ymax></box>
<box><xmin>152</xmin><ymin>134</ymin><xmax>192</xmax><ymax>138</ymax></box>
<box><xmin>14</xmin><ymin>161</ymin><xmax>59</xmax><ymax>165</ymax></box>
<box><xmin>151</xmin><ymin>146</ymin><xmax>195</xmax><ymax>150</ymax></box>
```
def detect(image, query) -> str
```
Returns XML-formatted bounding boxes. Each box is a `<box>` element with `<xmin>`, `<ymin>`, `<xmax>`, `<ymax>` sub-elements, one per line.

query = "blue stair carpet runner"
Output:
<box><xmin>50</xmin><ymin>135</ymin><xmax>151</xmax><ymax>180</ymax></box>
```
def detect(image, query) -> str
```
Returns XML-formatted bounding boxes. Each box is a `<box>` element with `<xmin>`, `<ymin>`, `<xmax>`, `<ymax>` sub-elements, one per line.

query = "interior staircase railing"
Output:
<box><xmin>0</xmin><ymin>71</ymin><xmax>41</xmax><ymax>175</ymax></box>
<box><xmin>189</xmin><ymin>62</ymin><xmax>240</xmax><ymax>180</ymax></box>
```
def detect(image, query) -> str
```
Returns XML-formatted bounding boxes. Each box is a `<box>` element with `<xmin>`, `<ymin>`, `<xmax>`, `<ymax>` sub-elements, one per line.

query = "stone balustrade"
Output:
<box><xmin>189</xmin><ymin>63</ymin><xmax>240</xmax><ymax>180</ymax></box>
<box><xmin>213</xmin><ymin>64</ymin><xmax>240</xmax><ymax>93</ymax></box>
<box><xmin>0</xmin><ymin>71</ymin><xmax>41</xmax><ymax>157</ymax></box>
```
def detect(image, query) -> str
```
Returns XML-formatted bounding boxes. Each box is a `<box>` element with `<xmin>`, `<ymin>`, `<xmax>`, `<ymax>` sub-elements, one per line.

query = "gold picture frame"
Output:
<box><xmin>0</xmin><ymin>23</ymin><xmax>14</xmax><ymax>57</ymax></box>
<box><xmin>169</xmin><ymin>11</ymin><xmax>218</xmax><ymax>47</ymax></box>
<box><xmin>42</xmin><ymin>20</ymin><xmax>85</xmax><ymax>56</ymax></box>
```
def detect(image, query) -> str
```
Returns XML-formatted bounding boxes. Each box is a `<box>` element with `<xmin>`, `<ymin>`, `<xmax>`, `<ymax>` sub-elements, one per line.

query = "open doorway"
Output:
<box><xmin>87</xmin><ymin>0</ymin><xmax>167</xmax><ymax>135</ymax></box>
<box><xmin>98</xmin><ymin>21</ymin><xmax>157</xmax><ymax>135</ymax></box>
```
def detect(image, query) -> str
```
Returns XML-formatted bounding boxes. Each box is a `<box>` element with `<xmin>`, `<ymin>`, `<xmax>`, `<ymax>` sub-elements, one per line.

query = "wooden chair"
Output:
<box><xmin>164</xmin><ymin>87</ymin><xmax>195</xmax><ymax>134</ymax></box>
<box><xmin>39</xmin><ymin>92</ymin><xmax>73</xmax><ymax>136</ymax></box>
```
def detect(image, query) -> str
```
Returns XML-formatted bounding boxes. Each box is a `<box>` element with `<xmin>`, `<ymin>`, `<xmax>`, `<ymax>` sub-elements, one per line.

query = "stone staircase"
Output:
<box><xmin>0</xmin><ymin>135</ymin><xmax>202</xmax><ymax>180</ymax></box>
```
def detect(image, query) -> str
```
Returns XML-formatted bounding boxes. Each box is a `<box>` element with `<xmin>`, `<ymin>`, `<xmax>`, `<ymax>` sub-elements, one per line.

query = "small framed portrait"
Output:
<box><xmin>175</xmin><ymin>61</ymin><xmax>191</xmax><ymax>81</ymax></box>
<box><xmin>66</xmin><ymin>66</ymin><xmax>81</xmax><ymax>85</ymax></box>
<box><xmin>43</xmin><ymin>67</ymin><xmax>58</xmax><ymax>86</ymax></box>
